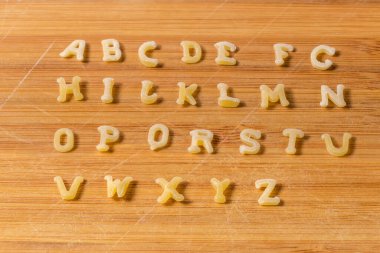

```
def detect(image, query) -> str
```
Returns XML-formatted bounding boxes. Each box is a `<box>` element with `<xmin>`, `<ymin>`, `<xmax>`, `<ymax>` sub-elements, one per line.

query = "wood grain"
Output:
<box><xmin>0</xmin><ymin>0</ymin><xmax>379</xmax><ymax>252</ymax></box>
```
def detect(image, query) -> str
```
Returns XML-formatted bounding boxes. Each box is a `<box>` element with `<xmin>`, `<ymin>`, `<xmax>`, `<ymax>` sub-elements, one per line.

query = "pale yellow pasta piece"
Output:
<box><xmin>54</xmin><ymin>176</ymin><xmax>84</xmax><ymax>200</ymax></box>
<box><xmin>311</xmin><ymin>45</ymin><xmax>336</xmax><ymax>70</ymax></box>
<box><xmin>54</xmin><ymin>128</ymin><xmax>74</xmax><ymax>153</ymax></box>
<box><xmin>180</xmin><ymin>41</ymin><xmax>202</xmax><ymax>64</ymax></box>
<box><xmin>96</xmin><ymin>126</ymin><xmax>120</xmax><ymax>152</ymax></box>
<box><xmin>148</xmin><ymin>123</ymin><xmax>169</xmax><ymax>151</ymax></box>
<box><xmin>101</xmin><ymin>77</ymin><xmax>114</xmax><ymax>104</ymax></box>
<box><xmin>155</xmin><ymin>177</ymin><xmax>184</xmax><ymax>204</ymax></box>
<box><xmin>176</xmin><ymin>82</ymin><xmax>198</xmax><ymax>106</ymax></box>
<box><xmin>104</xmin><ymin>175</ymin><xmax>133</xmax><ymax>198</ymax></box>
<box><xmin>320</xmin><ymin>84</ymin><xmax>346</xmax><ymax>108</ymax></box>
<box><xmin>239</xmin><ymin>129</ymin><xmax>261</xmax><ymax>155</ymax></box>
<box><xmin>282</xmin><ymin>128</ymin><xmax>304</xmax><ymax>155</ymax></box>
<box><xmin>138</xmin><ymin>41</ymin><xmax>159</xmax><ymax>67</ymax></box>
<box><xmin>141</xmin><ymin>80</ymin><xmax>158</xmax><ymax>104</ymax></box>
<box><xmin>188</xmin><ymin>129</ymin><xmax>214</xmax><ymax>154</ymax></box>
<box><xmin>56</xmin><ymin>76</ymin><xmax>84</xmax><ymax>103</ymax></box>
<box><xmin>273</xmin><ymin>43</ymin><xmax>294</xmax><ymax>66</ymax></box>
<box><xmin>101</xmin><ymin>39</ymin><xmax>122</xmax><ymax>62</ymax></box>
<box><xmin>59</xmin><ymin>40</ymin><xmax>86</xmax><ymax>61</ymax></box>
<box><xmin>214</xmin><ymin>41</ymin><xmax>237</xmax><ymax>66</ymax></box>
<box><xmin>260</xmin><ymin>84</ymin><xmax>289</xmax><ymax>108</ymax></box>
<box><xmin>210</xmin><ymin>178</ymin><xmax>231</xmax><ymax>204</ymax></box>
<box><xmin>255</xmin><ymin>179</ymin><xmax>280</xmax><ymax>206</ymax></box>
<box><xmin>217</xmin><ymin>83</ymin><xmax>240</xmax><ymax>108</ymax></box>
<box><xmin>321</xmin><ymin>132</ymin><xmax>352</xmax><ymax>157</ymax></box>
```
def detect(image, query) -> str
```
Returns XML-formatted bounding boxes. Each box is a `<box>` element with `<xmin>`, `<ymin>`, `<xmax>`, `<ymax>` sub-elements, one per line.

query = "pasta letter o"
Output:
<box><xmin>148</xmin><ymin>123</ymin><xmax>169</xmax><ymax>151</ymax></box>
<box><xmin>54</xmin><ymin>128</ymin><xmax>74</xmax><ymax>153</ymax></box>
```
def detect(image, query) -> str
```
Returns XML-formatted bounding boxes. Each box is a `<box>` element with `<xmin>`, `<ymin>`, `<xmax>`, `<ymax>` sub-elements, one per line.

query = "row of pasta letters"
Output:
<box><xmin>57</xmin><ymin>76</ymin><xmax>347</xmax><ymax>108</ymax></box>
<box><xmin>55</xmin><ymin>175</ymin><xmax>280</xmax><ymax>205</ymax></box>
<box><xmin>54</xmin><ymin>126</ymin><xmax>352</xmax><ymax>157</ymax></box>
<box><xmin>60</xmin><ymin>40</ymin><xmax>337</xmax><ymax>70</ymax></box>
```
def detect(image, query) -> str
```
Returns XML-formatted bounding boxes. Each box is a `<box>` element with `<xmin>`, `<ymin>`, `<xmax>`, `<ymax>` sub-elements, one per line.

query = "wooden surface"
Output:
<box><xmin>0</xmin><ymin>0</ymin><xmax>379</xmax><ymax>252</ymax></box>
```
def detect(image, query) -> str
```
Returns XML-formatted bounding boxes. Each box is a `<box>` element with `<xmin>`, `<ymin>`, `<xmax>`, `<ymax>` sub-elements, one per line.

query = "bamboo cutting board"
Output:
<box><xmin>0</xmin><ymin>0</ymin><xmax>379</xmax><ymax>252</ymax></box>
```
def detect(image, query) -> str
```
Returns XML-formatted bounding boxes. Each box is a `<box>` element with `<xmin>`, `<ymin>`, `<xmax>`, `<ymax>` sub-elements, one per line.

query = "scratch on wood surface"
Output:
<box><xmin>109</xmin><ymin>204</ymin><xmax>158</xmax><ymax>251</ymax></box>
<box><xmin>0</xmin><ymin>42</ymin><xmax>55</xmax><ymax>110</ymax></box>
<box><xmin>0</xmin><ymin>125</ymin><xmax>32</xmax><ymax>144</ymax></box>
<box><xmin>0</xmin><ymin>25</ymin><xmax>12</xmax><ymax>42</ymax></box>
